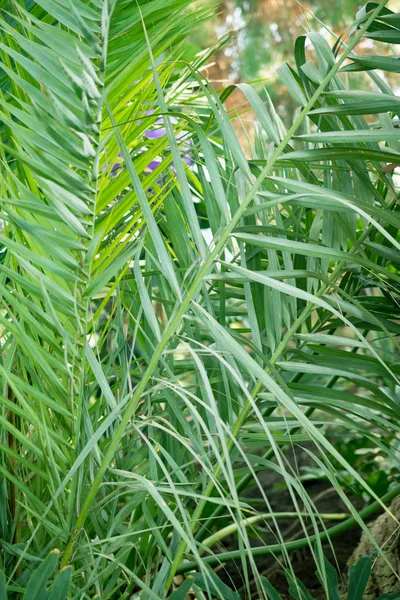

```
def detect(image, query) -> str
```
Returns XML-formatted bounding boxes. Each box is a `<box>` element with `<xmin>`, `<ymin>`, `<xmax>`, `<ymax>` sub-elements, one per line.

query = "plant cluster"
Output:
<box><xmin>0</xmin><ymin>0</ymin><xmax>399</xmax><ymax>598</ymax></box>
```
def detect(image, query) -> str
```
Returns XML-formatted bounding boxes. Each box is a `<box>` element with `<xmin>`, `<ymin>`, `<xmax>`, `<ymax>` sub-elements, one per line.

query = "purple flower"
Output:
<box><xmin>144</xmin><ymin>160</ymin><xmax>162</xmax><ymax>173</ymax></box>
<box><xmin>110</xmin><ymin>152</ymin><xmax>123</xmax><ymax>176</ymax></box>
<box><xmin>108</xmin><ymin>114</ymin><xmax>193</xmax><ymax>187</ymax></box>
<box><xmin>182</xmin><ymin>153</ymin><xmax>192</xmax><ymax>167</ymax></box>
<box><xmin>144</xmin><ymin>127</ymin><xmax>167</xmax><ymax>140</ymax></box>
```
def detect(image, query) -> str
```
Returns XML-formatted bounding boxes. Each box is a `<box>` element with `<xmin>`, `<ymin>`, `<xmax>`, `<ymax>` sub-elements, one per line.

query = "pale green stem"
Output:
<box><xmin>201</xmin><ymin>512</ymin><xmax>350</xmax><ymax>549</ymax></box>
<box><xmin>177</xmin><ymin>483</ymin><xmax>400</xmax><ymax>573</ymax></box>
<box><xmin>164</xmin><ymin>1</ymin><xmax>388</xmax><ymax>590</ymax></box>
<box><xmin>61</xmin><ymin>0</ymin><xmax>388</xmax><ymax>571</ymax></box>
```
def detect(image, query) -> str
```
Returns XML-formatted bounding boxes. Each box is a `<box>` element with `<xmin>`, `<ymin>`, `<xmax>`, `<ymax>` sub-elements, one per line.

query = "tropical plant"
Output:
<box><xmin>173</xmin><ymin>552</ymin><xmax>400</xmax><ymax>600</ymax></box>
<box><xmin>0</xmin><ymin>550</ymin><xmax>71</xmax><ymax>600</ymax></box>
<box><xmin>0</xmin><ymin>0</ymin><xmax>399</xmax><ymax>598</ymax></box>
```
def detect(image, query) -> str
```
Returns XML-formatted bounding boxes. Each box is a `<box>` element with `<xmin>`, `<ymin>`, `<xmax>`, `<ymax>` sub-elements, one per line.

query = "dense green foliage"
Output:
<box><xmin>1</xmin><ymin>549</ymin><xmax>396</xmax><ymax>600</ymax></box>
<box><xmin>0</xmin><ymin>0</ymin><xmax>399</xmax><ymax>598</ymax></box>
<box><xmin>0</xmin><ymin>550</ymin><xmax>71</xmax><ymax>600</ymax></box>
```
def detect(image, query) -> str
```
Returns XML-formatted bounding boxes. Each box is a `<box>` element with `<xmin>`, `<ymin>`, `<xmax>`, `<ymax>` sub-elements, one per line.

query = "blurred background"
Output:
<box><xmin>188</xmin><ymin>0</ymin><xmax>400</xmax><ymax>133</ymax></box>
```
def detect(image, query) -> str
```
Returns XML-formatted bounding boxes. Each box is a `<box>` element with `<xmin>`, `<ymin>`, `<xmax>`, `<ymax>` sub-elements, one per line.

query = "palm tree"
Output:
<box><xmin>0</xmin><ymin>0</ymin><xmax>399</xmax><ymax>597</ymax></box>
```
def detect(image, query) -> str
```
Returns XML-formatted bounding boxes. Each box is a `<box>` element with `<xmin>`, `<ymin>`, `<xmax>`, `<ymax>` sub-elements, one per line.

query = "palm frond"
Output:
<box><xmin>0</xmin><ymin>1</ymin><xmax>399</xmax><ymax>598</ymax></box>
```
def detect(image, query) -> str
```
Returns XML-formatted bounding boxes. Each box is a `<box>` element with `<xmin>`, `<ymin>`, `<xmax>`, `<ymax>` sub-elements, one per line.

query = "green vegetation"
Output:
<box><xmin>0</xmin><ymin>0</ymin><xmax>399</xmax><ymax>598</ymax></box>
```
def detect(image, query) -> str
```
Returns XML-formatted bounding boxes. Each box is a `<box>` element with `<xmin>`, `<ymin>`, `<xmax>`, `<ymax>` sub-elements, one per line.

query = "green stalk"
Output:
<box><xmin>67</xmin><ymin>2</ymin><xmax>111</xmax><ymax>538</ymax></box>
<box><xmin>201</xmin><ymin>511</ymin><xmax>350</xmax><ymax>549</ymax></box>
<box><xmin>194</xmin><ymin>406</ymin><xmax>314</xmax><ymax>542</ymax></box>
<box><xmin>195</xmin><ymin>340</ymin><xmax>366</xmax><ymax>544</ymax></box>
<box><xmin>176</xmin><ymin>483</ymin><xmax>400</xmax><ymax>573</ymax></box>
<box><xmin>164</xmin><ymin>3</ymin><xmax>388</xmax><ymax>589</ymax></box>
<box><xmin>61</xmin><ymin>0</ymin><xmax>388</xmax><ymax>569</ymax></box>
<box><xmin>6</xmin><ymin>387</ymin><xmax>20</xmax><ymax>575</ymax></box>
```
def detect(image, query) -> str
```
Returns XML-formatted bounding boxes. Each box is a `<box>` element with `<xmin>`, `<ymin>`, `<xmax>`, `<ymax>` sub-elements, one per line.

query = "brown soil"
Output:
<box><xmin>216</xmin><ymin>482</ymin><xmax>400</xmax><ymax>598</ymax></box>
<box><xmin>217</xmin><ymin>479</ymin><xmax>364</xmax><ymax>599</ymax></box>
